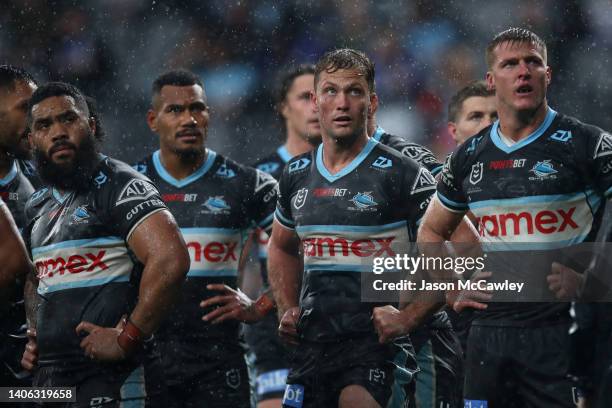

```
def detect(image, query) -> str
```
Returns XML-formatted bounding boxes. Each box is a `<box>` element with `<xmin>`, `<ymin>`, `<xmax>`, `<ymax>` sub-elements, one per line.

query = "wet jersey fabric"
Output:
<box><xmin>0</xmin><ymin>159</ymin><xmax>36</xmax><ymax>229</ymax></box>
<box><xmin>372</xmin><ymin>126</ymin><xmax>443</xmax><ymax>176</ymax></box>
<box><xmin>23</xmin><ymin>154</ymin><xmax>167</xmax><ymax>379</ymax></box>
<box><xmin>252</xmin><ymin>145</ymin><xmax>291</xmax><ymax>286</ymax></box>
<box><xmin>437</xmin><ymin>108</ymin><xmax>612</xmax><ymax>325</ymax></box>
<box><xmin>134</xmin><ymin>149</ymin><xmax>277</xmax><ymax>384</ymax></box>
<box><xmin>275</xmin><ymin>137</ymin><xmax>436</xmax><ymax>342</ymax></box>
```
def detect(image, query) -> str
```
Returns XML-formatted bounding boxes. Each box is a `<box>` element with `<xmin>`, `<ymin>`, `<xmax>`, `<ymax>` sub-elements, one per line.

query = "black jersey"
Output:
<box><xmin>275</xmin><ymin>138</ymin><xmax>436</xmax><ymax>342</ymax></box>
<box><xmin>437</xmin><ymin>107</ymin><xmax>612</xmax><ymax>323</ymax></box>
<box><xmin>252</xmin><ymin>145</ymin><xmax>292</xmax><ymax>285</ymax></box>
<box><xmin>372</xmin><ymin>126</ymin><xmax>443</xmax><ymax>176</ymax></box>
<box><xmin>23</xmin><ymin>155</ymin><xmax>167</xmax><ymax>373</ymax></box>
<box><xmin>134</xmin><ymin>150</ymin><xmax>277</xmax><ymax>380</ymax></box>
<box><xmin>0</xmin><ymin>160</ymin><xmax>36</xmax><ymax>230</ymax></box>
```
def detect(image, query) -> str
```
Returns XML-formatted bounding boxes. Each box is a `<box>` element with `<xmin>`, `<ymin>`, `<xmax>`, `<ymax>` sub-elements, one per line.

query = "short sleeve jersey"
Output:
<box><xmin>0</xmin><ymin>160</ymin><xmax>36</xmax><ymax>229</ymax></box>
<box><xmin>134</xmin><ymin>150</ymin><xmax>277</xmax><ymax>345</ymax></box>
<box><xmin>275</xmin><ymin>138</ymin><xmax>436</xmax><ymax>342</ymax></box>
<box><xmin>23</xmin><ymin>155</ymin><xmax>167</xmax><ymax>371</ymax></box>
<box><xmin>437</xmin><ymin>108</ymin><xmax>612</xmax><ymax>323</ymax></box>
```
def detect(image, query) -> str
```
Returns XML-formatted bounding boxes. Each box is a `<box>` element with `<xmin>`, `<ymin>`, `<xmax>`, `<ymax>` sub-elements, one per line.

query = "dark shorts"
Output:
<box><xmin>282</xmin><ymin>335</ymin><xmax>417</xmax><ymax>408</ymax></box>
<box><xmin>411</xmin><ymin>326</ymin><xmax>464</xmax><ymax>408</ymax></box>
<box><xmin>464</xmin><ymin>323</ymin><xmax>575</xmax><ymax>408</ymax></box>
<box><xmin>164</xmin><ymin>351</ymin><xmax>250</xmax><ymax>408</ymax></box>
<box><xmin>244</xmin><ymin>312</ymin><xmax>291</xmax><ymax>401</ymax></box>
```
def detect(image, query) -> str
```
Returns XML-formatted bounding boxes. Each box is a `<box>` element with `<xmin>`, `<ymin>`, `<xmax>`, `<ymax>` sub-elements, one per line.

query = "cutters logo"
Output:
<box><xmin>314</xmin><ymin>188</ymin><xmax>348</xmax><ymax>197</ymax></box>
<box><xmin>411</xmin><ymin>167</ymin><xmax>436</xmax><ymax>195</ymax></box>
<box><xmin>35</xmin><ymin>250</ymin><xmax>108</xmax><ymax>278</ymax></box>
<box><xmin>469</xmin><ymin>162</ymin><xmax>484</xmax><ymax>185</ymax></box>
<box><xmin>550</xmin><ymin>130</ymin><xmax>572</xmax><ymax>142</ymax></box>
<box><xmin>255</xmin><ymin>170</ymin><xmax>276</xmax><ymax>193</ymax></box>
<box><xmin>594</xmin><ymin>132</ymin><xmax>612</xmax><ymax>159</ymax></box>
<box><xmin>187</xmin><ymin>241</ymin><xmax>237</xmax><ymax>262</ymax></box>
<box><xmin>372</xmin><ymin>156</ymin><xmax>392</xmax><ymax>169</ymax></box>
<box><xmin>529</xmin><ymin>160</ymin><xmax>557</xmax><ymax>180</ymax></box>
<box><xmin>489</xmin><ymin>159</ymin><xmax>526</xmax><ymax>170</ymax></box>
<box><xmin>350</xmin><ymin>192</ymin><xmax>377</xmax><ymax>209</ymax></box>
<box><xmin>303</xmin><ymin>236</ymin><xmax>395</xmax><ymax>257</ymax></box>
<box><xmin>476</xmin><ymin>208</ymin><xmax>578</xmax><ymax>237</ymax></box>
<box><xmin>293</xmin><ymin>188</ymin><xmax>308</xmax><ymax>209</ymax></box>
<box><xmin>115</xmin><ymin>179</ymin><xmax>158</xmax><ymax>206</ymax></box>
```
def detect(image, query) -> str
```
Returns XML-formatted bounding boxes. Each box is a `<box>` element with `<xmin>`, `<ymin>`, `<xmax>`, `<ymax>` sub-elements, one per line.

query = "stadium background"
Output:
<box><xmin>2</xmin><ymin>0</ymin><xmax>610</xmax><ymax>164</ymax></box>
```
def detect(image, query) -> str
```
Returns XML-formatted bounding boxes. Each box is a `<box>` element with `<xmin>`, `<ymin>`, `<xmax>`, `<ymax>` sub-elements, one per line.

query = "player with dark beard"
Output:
<box><xmin>22</xmin><ymin>82</ymin><xmax>189</xmax><ymax>407</ymax></box>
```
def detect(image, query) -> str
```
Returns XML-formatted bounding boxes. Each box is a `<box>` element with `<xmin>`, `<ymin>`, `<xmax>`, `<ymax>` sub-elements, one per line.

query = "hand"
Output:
<box><xmin>201</xmin><ymin>284</ymin><xmax>262</xmax><ymax>324</ymax></box>
<box><xmin>76</xmin><ymin>318</ymin><xmax>126</xmax><ymax>362</ymax></box>
<box><xmin>278</xmin><ymin>307</ymin><xmax>300</xmax><ymax>345</ymax></box>
<box><xmin>547</xmin><ymin>262</ymin><xmax>584</xmax><ymax>300</ymax></box>
<box><xmin>21</xmin><ymin>328</ymin><xmax>38</xmax><ymax>371</ymax></box>
<box><xmin>447</xmin><ymin>271</ymin><xmax>492</xmax><ymax>313</ymax></box>
<box><xmin>372</xmin><ymin>305</ymin><xmax>414</xmax><ymax>344</ymax></box>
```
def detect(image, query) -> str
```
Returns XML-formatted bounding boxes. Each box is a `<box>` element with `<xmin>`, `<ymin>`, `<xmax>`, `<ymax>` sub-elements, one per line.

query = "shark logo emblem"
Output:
<box><xmin>203</xmin><ymin>196</ymin><xmax>231</xmax><ymax>213</ymax></box>
<box><xmin>350</xmin><ymin>192</ymin><xmax>377</xmax><ymax>209</ymax></box>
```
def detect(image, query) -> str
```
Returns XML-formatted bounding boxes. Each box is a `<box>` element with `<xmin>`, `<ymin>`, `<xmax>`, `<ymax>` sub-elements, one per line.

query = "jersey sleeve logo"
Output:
<box><xmin>469</xmin><ymin>162</ymin><xmax>484</xmax><ymax>185</ymax></box>
<box><xmin>594</xmin><ymin>132</ymin><xmax>612</xmax><ymax>159</ymax></box>
<box><xmin>132</xmin><ymin>164</ymin><xmax>147</xmax><ymax>174</ymax></box>
<box><xmin>255</xmin><ymin>169</ymin><xmax>276</xmax><ymax>193</ymax></box>
<box><xmin>549</xmin><ymin>130</ymin><xmax>572</xmax><ymax>142</ymax></box>
<box><xmin>411</xmin><ymin>167</ymin><xmax>436</xmax><ymax>194</ymax></box>
<box><xmin>288</xmin><ymin>158</ymin><xmax>310</xmax><ymax>173</ymax></box>
<box><xmin>372</xmin><ymin>156</ymin><xmax>392</xmax><ymax>169</ymax></box>
<box><xmin>293</xmin><ymin>188</ymin><xmax>308</xmax><ymax>209</ymax></box>
<box><xmin>215</xmin><ymin>164</ymin><xmax>236</xmax><ymax>179</ymax></box>
<box><xmin>256</xmin><ymin>162</ymin><xmax>280</xmax><ymax>174</ymax></box>
<box><xmin>94</xmin><ymin>171</ymin><xmax>108</xmax><ymax>187</ymax></box>
<box><xmin>115</xmin><ymin>178</ymin><xmax>159</xmax><ymax>206</ymax></box>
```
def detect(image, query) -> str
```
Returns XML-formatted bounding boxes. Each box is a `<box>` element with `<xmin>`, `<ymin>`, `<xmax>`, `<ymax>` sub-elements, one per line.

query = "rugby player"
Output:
<box><xmin>418</xmin><ymin>28</ymin><xmax>612</xmax><ymax>407</ymax></box>
<box><xmin>22</xmin><ymin>82</ymin><xmax>190</xmax><ymax>406</ymax></box>
<box><xmin>268</xmin><ymin>48</ymin><xmax>437</xmax><ymax>408</ymax></box>
<box><xmin>136</xmin><ymin>69</ymin><xmax>278</xmax><ymax>408</ymax></box>
<box><xmin>0</xmin><ymin>64</ymin><xmax>39</xmax><ymax>389</ymax></box>
<box><xmin>447</xmin><ymin>80</ymin><xmax>497</xmax><ymax>146</ymax></box>
<box><xmin>246</xmin><ymin>64</ymin><xmax>320</xmax><ymax>408</ymax></box>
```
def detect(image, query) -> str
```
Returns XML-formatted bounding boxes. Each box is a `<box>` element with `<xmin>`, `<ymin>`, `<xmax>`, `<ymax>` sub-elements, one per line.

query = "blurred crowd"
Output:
<box><xmin>1</xmin><ymin>0</ymin><xmax>609</xmax><ymax>163</ymax></box>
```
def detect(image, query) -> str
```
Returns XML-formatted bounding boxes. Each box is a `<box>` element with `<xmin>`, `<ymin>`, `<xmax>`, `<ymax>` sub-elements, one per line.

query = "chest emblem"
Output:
<box><xmin>293</xmin><ymin>188</ymin><xmax>308</xmax><ymax>210</ymax></box>
<box><xmin>469</xmin><ymin>162</ymin><xmax>484</xmax><ymax>185</ymax></box>
<box><xmin>350</xmin><ymin>191</ymin><xmax>377</xmax><ymax>209</ymax></box>
<box><xmin>203</xmin><ymin>196</ymin><xmax>231</xmax><ymax>214</ymax></box>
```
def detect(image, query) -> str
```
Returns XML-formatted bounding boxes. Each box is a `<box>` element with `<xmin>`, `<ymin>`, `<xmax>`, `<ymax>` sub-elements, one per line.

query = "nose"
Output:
<box><xmin>49</xmin><ymin>122</ymin><xmax>69</xmax><ymax>142</ymax></box>
<box><xmin>517</xmin><ymin>60</ymin><xmax>531</xmax><ymax>77</ymax></box>
<box><xmin>336</xmin><ymin>91</ymin><xmax>349</xmax><ymax>111</ymax></box>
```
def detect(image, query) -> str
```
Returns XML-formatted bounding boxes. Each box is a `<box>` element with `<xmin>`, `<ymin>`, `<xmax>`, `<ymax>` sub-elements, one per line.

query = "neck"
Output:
<box><xmin>285</xmin><ymin>130</ymin><xmax>316</xmax><ymax>157</ymax></box>
<box><xmin>159</xmin><ymin>147</ymin><xmax>206</xmax><ymax>180</ymax></box>
<box><xmin>0</xmin><ymin>152</ymin><xmax>14</xmax><ymax>179</ymax></box>
<box><xmin>321</xmin><ymin>131</ymin><xmax>368</xmax><ymax>174</ymax></box>
<box><xmin>498</xmin><ymin>101</ymin><xmax>548</xmax><ymax>142</ymax></box>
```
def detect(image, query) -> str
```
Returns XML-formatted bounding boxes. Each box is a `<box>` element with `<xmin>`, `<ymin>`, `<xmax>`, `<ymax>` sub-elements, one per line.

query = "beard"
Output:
<box><xmin>0</xmin><ymin>130</ymin><xmax>32</xmax><ymax>161</ymax></box>
<box><xmin>172</xmin><ymin>144</ymin><xmax>206</xmax><ymax>165</ymax></box>
<box><xmin>35</xmin><ymin>131</ymin><xmax>100</xmax><ymax>191</ymax></box>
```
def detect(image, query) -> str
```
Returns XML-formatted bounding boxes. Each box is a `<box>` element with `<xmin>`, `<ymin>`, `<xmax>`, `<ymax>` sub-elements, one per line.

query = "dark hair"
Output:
<box><xmin>486</xmin><ymin>28</ymin><xmax>547</xmax><ymax>69</ymax></box>
<box><xmin>28</xmin><ymin>82</ymin><xmax>89</xmax><ymax>123</ymax></box>
<box><xmin>276</xmin><ymin>64</ymin><xmax>315</xmax><ymax>106</ymax></box>
<box><xmin>314</xmin><ymin>48</ymin><xmax>375</xmax><ymax>93</ymax></box>
<box><xmin>152</xmin><ymin>69</ymin><xmax>203</xmax><ymax>101</ymax></box>
<box><xmin>448</xmin><ymin>80</ymin><xmax>495</xmax><ymax>122</ymax></box>
<box><xmin>0</xmin><ymin>65</ymin><xmax>37</xmax><ymax>90</ymax></box>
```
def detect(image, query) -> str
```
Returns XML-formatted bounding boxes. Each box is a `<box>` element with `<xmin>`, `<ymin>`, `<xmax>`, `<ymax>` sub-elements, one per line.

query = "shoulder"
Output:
<box><xmin>253</xmin><ymin>150</ymin><xmax>285</xmax><ymax>176</ymax></box>
<box><xmin>94</xmin><ymin>156</ymin><xmax>159</xmax><ymax>201</ymax></box>
<box><xmin>25</xmin><ymin>186</ymin><xmax>51</xmax><ymax>218</ymax></box>
<box><xmin>131</xmin><ymin>154</ymin><xmax>154</xmax><ymax>176</ymax></box>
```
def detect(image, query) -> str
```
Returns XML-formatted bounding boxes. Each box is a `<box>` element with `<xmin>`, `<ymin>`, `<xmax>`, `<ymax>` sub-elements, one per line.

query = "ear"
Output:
<box><xmin>368</xmin><ymin>93</ymin><xmax>379</xmax><ymax>116</ymax></box>
<box><xmin>486</xmin><ymin>71</ymin><xmax>495</xmax><ymax>91</ymax></box>
<box><xmin>88</xmin><ymin>116</ymin><xmax>97</xmax><ymax>136</ymax></box>
<box><xmin>279</xmin><ymin>101</ymin><xmax>289</xmax><ymax>120</ymax></box>
<box><xmin>310</xmin><ymin>90</ymin><xmax>318</xmax><ymax>113</ymax></box>
<box><xmin>448</xmin><ymin>121</ymin><xmax>459</xmax><ymax>143</ymax></box>
<box><xmin>146</xmin><ymin>109</ymin><xmax>157</xmax><ymax>132</ymax></box>
<box><xmin>545</xmin><ymin>65</ymin><xmax>552</xmax><ymax>86</ymax></box>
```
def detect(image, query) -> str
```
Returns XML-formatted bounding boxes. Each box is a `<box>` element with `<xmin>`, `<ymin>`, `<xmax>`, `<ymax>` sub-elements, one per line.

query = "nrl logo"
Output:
<box><xmin>469</xmin><ymin>162</ymin><xmax>483</xmax><ymax>185</ymax></box>
<box><xmin>293</xmin><ymin>188</ymin><xmax>308</xmax><ymax>209</ymax></box>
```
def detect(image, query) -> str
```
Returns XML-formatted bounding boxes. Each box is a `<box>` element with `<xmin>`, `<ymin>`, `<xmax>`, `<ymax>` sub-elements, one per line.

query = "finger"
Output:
<box><xmin>212</xmin><ymin>308</ymin><xmax>241</xmax><ymax>324</ymax></box>
<box><xmin>80</xmin><ymin>336</ymin><xmax>91</xmax><ymax>349</ymax></box>
<box><xmin>76</xmin><ymin>321</ymin><xmax>97</xmax><ymax>335</ymax></box>
<box><xmin>200</xmin><ymin>295</ymin><xmax>235</xmax><ymax>308</ymax></box>
<box><xmin>26</xmin><ymin>328</ymin><xmax>37</xmax><ymax>339</ymax></box>
<box><xmin>206</xmin><ymin>284</ymin><xmax>231</xmax><ymax>292</ymax></box>
<box><xmin>202</xmin><ymin>304</ymin><xmax>235</xmax><ymax>321</ymax></box>
<box><xmin>115</xmin><ymin>314</ymin><xmax>128</xmax><ymax>329</ymax></box>
<box><xmin>548</xmin><ymin>280</ymin><xmax>561</xmax><ymax>292</ymax></box>
<box><xmin>555</xmin><ymin>289</ymin><xmax>568</xmax><ymax>300</ymax></box>
<box><xmin>279</xmin><ymin>322</ymin><xmax>298</xmax><ymax>338</ymax></box>
<box><xmin>454</xmin><ymin>300</ymin><xmax>488</xmax><ymax>313</ymax></box>
<box><xmin>546</xmin><ymin>274</ymin><xmax>560</xmax><ymax>284</ymax></box>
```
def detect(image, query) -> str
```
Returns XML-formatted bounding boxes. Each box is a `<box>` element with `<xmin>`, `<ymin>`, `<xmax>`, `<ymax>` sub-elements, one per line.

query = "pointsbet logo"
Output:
<box><xmin>372</xmin><ymin>254</ymin><xmax>486</xmax><ymax>275</ymax></box>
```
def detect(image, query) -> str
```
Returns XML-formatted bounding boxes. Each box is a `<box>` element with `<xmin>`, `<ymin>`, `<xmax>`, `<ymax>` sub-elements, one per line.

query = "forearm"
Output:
<box><xmin>24</xmin><ymin>271</ymin><xmax>39</xmax><ymax>328</ymax></box>
<box><xmin>129</xmin><ymin>258</ymin><xmax>187</xmax><ymax>336</ymax></box>
<box><xmin>268</xmin><ymin>245</ymin><xmax>301</xmax><ymax>318</ymax></box>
